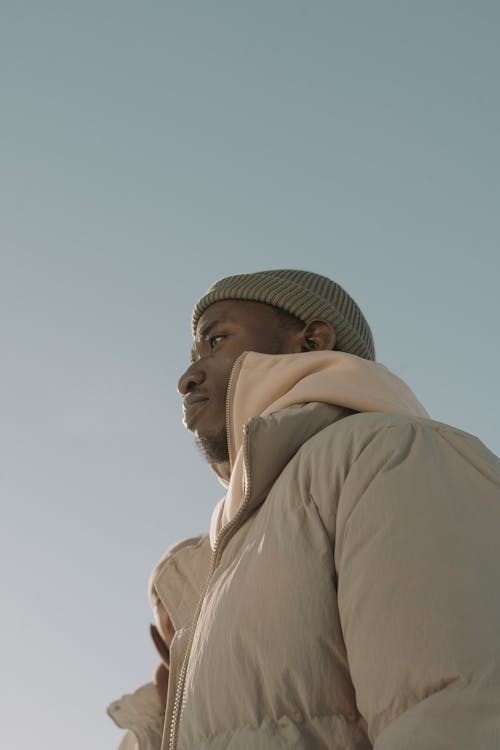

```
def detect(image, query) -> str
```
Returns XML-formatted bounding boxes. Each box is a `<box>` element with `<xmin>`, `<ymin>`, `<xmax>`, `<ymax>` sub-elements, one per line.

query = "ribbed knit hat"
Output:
<box><xmin>192</xmin><ymin>269</ymin><xmax>375</xmax><ymax>361</ymax></box>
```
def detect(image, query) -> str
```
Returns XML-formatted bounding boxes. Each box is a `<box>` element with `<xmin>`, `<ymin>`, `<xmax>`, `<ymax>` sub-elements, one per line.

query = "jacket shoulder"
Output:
<box><xmin>312</xmin><ymin>410</ymin><xmax>497</xmax><ymax>466</ymax></box>
<box><xmin>291</xmin><ymin>410</ymin><xmax>500</xmax><ymax>540</ymax></box>
<box><xmin>297</xmin><ymin>410</ymin><xmax>432</xmax><ymax>470</ymax></box>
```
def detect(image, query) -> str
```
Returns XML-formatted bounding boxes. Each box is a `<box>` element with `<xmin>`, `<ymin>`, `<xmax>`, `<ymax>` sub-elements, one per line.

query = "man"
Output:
<box><xmin>109</xmin><ymin>269</ymin><xmax>500</xmax><ymax>749</ymax></box>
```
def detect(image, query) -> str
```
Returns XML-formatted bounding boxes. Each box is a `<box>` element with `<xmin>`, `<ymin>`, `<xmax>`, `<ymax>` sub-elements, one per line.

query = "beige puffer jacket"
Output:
<box><xmin>109</xmin><ymin>352</ymin><xmax>500</xmax><ymax>749</ymax></box>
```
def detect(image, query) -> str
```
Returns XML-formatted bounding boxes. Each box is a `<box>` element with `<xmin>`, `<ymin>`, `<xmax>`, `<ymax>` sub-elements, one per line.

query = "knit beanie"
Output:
<box><xmin>192</xmin><ymin>269</ymin><xmax>375</xmax><ymax>361</ymax></box>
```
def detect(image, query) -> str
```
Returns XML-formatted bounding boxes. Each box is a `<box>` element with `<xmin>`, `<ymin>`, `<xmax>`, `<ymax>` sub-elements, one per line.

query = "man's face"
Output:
<box><xmin>177</xmin><ymin>300</ymin><xmax>303</xmax><ymax>464</ymax></box>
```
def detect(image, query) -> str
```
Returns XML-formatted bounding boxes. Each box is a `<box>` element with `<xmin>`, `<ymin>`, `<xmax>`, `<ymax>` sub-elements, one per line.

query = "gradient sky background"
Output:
<box><xmin>2</xmin><ymin>2</ymin><xmax>499</xmax><ymax>748</ymax></box>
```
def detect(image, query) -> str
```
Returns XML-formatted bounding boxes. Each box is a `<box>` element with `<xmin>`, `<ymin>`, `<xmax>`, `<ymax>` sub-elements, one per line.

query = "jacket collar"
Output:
<box><xmin>240</xmin><ymin>401</ymin><xmax>353</xmax><ymax>519</ymax></box>
<box><xmin>210</xmin><ymin>350</ymin><xmax>428</xmax><ymax>545</ymax></box>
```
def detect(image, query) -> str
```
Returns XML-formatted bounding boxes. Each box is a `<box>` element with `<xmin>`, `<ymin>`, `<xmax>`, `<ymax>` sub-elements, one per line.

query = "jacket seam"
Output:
<box><xmin>338</xmin><ymin>420</ymin><xmax>420</xmax><ymax>539</ymax></box>
<box><xmin>187</xmin><ymin>709</ymin><xmax>362</xmax><ymax>744</ymax></box>
<box><xmin>371</xmin><ymin>675</ymin><xmax>472</xmax><ymax>737</ymax></box>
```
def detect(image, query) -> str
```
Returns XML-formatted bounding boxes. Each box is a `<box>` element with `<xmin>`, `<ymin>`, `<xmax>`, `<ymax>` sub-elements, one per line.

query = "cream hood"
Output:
<box><xmin>209</xmin><ymin>350</ymin><xmax>428</xmax><ymax>546</ymax></box>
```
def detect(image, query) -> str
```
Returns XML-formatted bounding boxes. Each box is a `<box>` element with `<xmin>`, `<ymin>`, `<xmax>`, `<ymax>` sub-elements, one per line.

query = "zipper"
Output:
<box><xmin>167</xmin><ymin>354</ymin><xmax>252</xmax><ymax>750</ymax></box>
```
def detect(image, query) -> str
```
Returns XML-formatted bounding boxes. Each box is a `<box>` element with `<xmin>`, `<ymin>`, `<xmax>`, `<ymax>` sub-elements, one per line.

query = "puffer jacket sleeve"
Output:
<box><xmin>107</xmin><ymin>534</ymin><xmax>210</xmax><ymax>749</ymax></box>
<box><xmin>107</xmin><ymin>682</ymin><xmax>164</xmax><ymax>750</ymax></box>
<box><xmin>334</xmin><ymin>417</ymin><xmax>500</xmax><ymax>749</ymax></box>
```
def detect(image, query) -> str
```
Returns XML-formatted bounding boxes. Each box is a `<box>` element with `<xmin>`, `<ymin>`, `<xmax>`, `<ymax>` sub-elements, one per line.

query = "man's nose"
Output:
<box><xmin>177</xmin><ymin>361</ymin><xmax>205</xmax><ymax>395</ymax></box>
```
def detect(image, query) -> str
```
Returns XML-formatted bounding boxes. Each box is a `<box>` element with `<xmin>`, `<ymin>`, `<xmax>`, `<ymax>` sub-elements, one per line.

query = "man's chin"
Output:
<box><xmin>195</xmin><ymin>431</ymin><xmax>229</xmax><ymax>465</ymax></box>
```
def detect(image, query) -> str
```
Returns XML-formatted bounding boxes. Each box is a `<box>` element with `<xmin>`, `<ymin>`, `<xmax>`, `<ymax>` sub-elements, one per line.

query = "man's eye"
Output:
<box><xmin>209</xmin><ymin>335</ymin><xmax>224</xmax><ymax>350</ymax></box>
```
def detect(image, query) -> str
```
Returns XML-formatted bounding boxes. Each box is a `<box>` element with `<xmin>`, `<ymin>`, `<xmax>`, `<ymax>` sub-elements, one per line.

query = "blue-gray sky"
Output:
<box><xmin>1</xmin><ymin>3</ymin><xmax>499</xmax><ymax>748</ymax></box>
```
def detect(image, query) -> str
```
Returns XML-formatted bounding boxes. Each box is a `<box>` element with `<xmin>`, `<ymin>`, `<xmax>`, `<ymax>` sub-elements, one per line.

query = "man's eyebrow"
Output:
<box><xmin>190</xmin><ymin>319</ymin><xmax>225</xmax><ymax>363</ymax></box>
<box><xmin>197</xmin><ymin>319</ymin><xmax>221</xmax><ymax>341</ymax></box>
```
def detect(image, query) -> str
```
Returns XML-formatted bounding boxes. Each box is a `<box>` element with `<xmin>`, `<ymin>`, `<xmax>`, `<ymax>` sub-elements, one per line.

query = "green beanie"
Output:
<box><xmin>192</xmin><ymin>269</ymin><xmax>375</xmax><ymax>361</ymax></box>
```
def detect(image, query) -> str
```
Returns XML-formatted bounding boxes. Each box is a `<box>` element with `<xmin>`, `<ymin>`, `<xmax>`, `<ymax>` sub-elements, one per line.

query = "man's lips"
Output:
<box><xmin>183</xmin><ymin>393</ymin><xmax>209</xmax><ymax>408</ymax></box>
<box><xmin>182</xmin><ymin>395</ymin><xmax>209</xmax><ymax>424</ymax></box>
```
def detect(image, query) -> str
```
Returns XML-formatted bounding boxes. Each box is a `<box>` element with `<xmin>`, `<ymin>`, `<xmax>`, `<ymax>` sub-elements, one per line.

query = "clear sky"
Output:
<box><xmin>1</xmin><ymin>2</ymin><xmax>499</xmax><ymax>748</ymax></box>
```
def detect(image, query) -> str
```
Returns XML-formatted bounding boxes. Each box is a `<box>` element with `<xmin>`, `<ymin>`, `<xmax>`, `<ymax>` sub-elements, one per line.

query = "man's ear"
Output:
<box><xmin>300</xmin><ymin>320</ymin><xmax>336</xmax><ymax>352</ymax></box>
